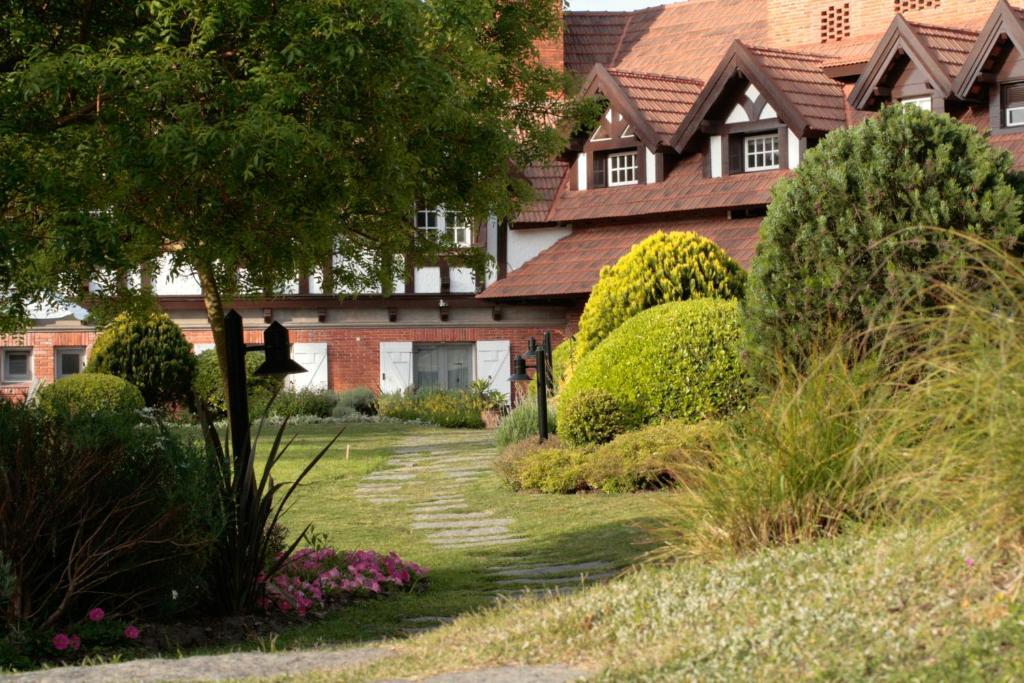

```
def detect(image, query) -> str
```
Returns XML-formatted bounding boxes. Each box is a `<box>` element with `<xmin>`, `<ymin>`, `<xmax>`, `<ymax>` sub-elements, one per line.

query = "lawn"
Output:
<box><xmin>255</xmin><ymin>422</ymin><xmax>667</xmax><ymax>647</ymax></box>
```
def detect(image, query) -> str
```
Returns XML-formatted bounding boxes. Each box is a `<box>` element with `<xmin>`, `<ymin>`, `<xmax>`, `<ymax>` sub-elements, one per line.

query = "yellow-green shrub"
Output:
<box><xmin>558</xmin><ymin>387</ymin><xmax>641</xmax><ymax>446</ymax></box>
<box><xmin>494</xmin><ymin>436</ymin><xmax>589</xmax><ymax>494</ymax></box>
<box><xmin>560</xmin><ymin>300</ymin><xmax>747</xmax><ymax>443</ymax></box>
<box><xmin>586</xmin><ymin>420</ymin><xmax>724</xmax><ymax>493</ymax></box>
<box><xmin>575</xmin><ymin>231</ymin><xmax>745</xmax><ymax>360</ymax></box>
<box><xmin>377</xmin><ymin>389</ymin><xmax>485</xmax><ymax>428</ymax></box>
<box><xmin>35</xmin><ymin>373</ymin><xmax>145</xmax><ymax>419</ymax></box>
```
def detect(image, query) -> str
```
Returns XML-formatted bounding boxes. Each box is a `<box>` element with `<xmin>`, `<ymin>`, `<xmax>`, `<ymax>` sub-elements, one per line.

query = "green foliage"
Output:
<box><xmin>666</xmin><ymin>350</ymin><xmax>900</xmax><ymax>558</ymax></box>
<box><xmin>274</xmin><ymin>388</ymin><xmax>338</xmax><ymax>419</ymax></box>
<box><xmin>557</xmin><ymin>388</ymin><xmax>640</xmax><ymax>447</ymax></box>
<box><xmin>575</xmin><ymin>231</ymin><xmax>745</xmax><ymax>360</ymax></box>
<box><xmin>377</xmin><ymin>389</ymin><xmax>486</xmax><ymax>428</ymax></box>
<box><xmin>495</xmin><ymin>399</ymin><xmax>557</xmax><ymax>451</ymax></box>
<box><xmin>0</xmin><ymin>0</ymin><xmax>580</xmax><ymax>334</ymax></box>
<box><xmin>0</xmin><ymin>402</ymin><xmax>219</xmax><ymax>629</ymax></box>
<box><xmin>494</xmin><ymin>436</ymin><xmax>589</xmax><ymax>494</ymax></box>
<box><xmin>199</xmin><ymin>411</ymin><xmax>339</xmax><ymax>616</ymax></box>
<box><xmin>744</xmin><ymin>104</ymin><xmax>1024</xmax><ymax>380</ymax></box>
<box><xmin>34</xmin><ymin>373</ymin><xmax>145</xmax><ymax>419</ymax></box>
<box><xmin>561</xmin><ymin>300</ymin><xmax>747</xmax><ymax>443</ymax></box>
<box><xmin>333</xmin><ymin>387</ymin><xmax>378</xmax><ymax>417</ymax></box>
<box><xmin>86</xmin><ymin>311</ymin><xmax>196</xmax><ymax>407</ymax></box>
<box><xmin>192</xmin><ymin>349</ymin><xmax>283</xmax><ymax>421</ymax></box>
<box><xmin>586</xmin><ymin>420</ymin><xmax>724</xmax><ymax>493</ymax></box>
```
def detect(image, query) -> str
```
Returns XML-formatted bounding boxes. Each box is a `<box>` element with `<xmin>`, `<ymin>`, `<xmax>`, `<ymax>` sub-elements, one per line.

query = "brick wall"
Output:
<box><xmin>768</xmin><ymin>0</ymin><xmax>996</xmax><ymax>48</ymax></box>
<box><xmin>1</xmin><ymin>325</ymin><xmax>569</xmax><ymax>399</ymax></box>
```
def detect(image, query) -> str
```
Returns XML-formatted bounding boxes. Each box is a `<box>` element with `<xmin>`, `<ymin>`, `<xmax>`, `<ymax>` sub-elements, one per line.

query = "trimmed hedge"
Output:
<box><xmin>35</xmin><ymin>373</ymin><xmax>145</xmax><ymax>419</ymax></box>
<box><xmin>86</xmin><ymin>312</ymin><xmax>196</xmax><ymax>407</ymax></box>
<box><xmin>560</xmin><ymin>300</ymin><xmax>746</xmax><ymax>444</ymax></box>
<box><xmin>575</xmin><ymin>231</ymin><xmax>745</xmax><ymax>360</ymax></box>
<box><xmin>744</xmin><ymin>104</ymin><xmax>1024</xmax><ymax>379</ymax></box>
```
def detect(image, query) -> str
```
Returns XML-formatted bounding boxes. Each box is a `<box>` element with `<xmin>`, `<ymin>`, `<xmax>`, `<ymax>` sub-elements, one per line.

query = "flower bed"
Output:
<box><xmin>258</xmin><ymin>548</ymin><xmax>427</xmax><ymax>617</ymax></box>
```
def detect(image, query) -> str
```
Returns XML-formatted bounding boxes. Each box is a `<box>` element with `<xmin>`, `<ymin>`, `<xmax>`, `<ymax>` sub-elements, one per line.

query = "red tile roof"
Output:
<box><xmin>564</xmin><ymin>0</ymin><xmax>768</xmax><ymax>80</ymax></box>
<box><xmin>479</xmin><ymin>217</ymin><xmax>763</xmax><ymax>300</ymax></box>
<box><xmin>518</xmin><ymin>162</ymin><xmax>570</xmax><ymax>224</ymax></box>
<box><xmin>909</xmin><ymin>22</ymin><xmax>979</xmax><ymax>80</ymax></box>
<box><xmin>990</xmin><ymin>132</ymin><xmax>1024</xmax><ymax>170</ymax></box>
<box><xmin>607</xmin><ymin>70</ymin><xmax>704</xmax><ymax>144</ymax></box>
<box><xmin>744</xmin><ymin>44</ymin><xmax>848</xmax><ymax>132</ymax></box>
<box><xmin>546</xmin><ymin>154</ymin><xmax>784</xmax><ymax>224</ymax></box>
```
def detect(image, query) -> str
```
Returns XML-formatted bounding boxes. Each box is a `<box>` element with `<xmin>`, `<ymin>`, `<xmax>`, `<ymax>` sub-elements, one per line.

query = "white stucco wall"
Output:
<box><xmin>507</xmin><ymin>226</ymin><xmax>572</xmax><ymax>272</ymax></box>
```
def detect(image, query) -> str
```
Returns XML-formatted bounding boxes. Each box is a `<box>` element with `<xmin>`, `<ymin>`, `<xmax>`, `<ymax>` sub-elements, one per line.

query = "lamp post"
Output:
<box><xmin>223</xmin><ymin>309</ymin><xmax>307</xmax><ymax>462</ymax></box>
<box><xmin>509</xmin><ymin>335</ymin><xmax>549</xmax><ymax>441</ymax></box>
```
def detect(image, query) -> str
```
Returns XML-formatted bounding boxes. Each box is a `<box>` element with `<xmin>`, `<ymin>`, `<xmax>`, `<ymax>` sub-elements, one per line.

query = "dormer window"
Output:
<box><xmin>744</xmin><ymin>133</ymin><xmax>780</xmax><ymax>172</ymax></box>
<box><xmin>607</xmin><ymin>151</ymin><xmax>639</xmax><ymax>186</ymax></box>
<box><xmin>900</xmin><ymin>96</ymin><xmax>932</xmax><ymax>111</ymax></box>
<box><xmin>1004</xmin><ymin>83</ymin><xmax>1024</xmax><ymax>127</ymax></box>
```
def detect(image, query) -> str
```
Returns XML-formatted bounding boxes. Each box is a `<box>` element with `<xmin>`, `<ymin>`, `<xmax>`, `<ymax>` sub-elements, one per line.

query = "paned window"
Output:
<box><xmin>607</xmin><ymin>151</ymin><xmax>638</xmax><ymax>186</ymax></box>
<box><xmin>56</xmin><ymin>348</ymin><xmax>85</xmax><ymax>379</ymax></box>
<box><xmin>1005</xmin><ymin>83</ymin><xmax>1024</xmax><ymax>127</ymax></box>
<box><xmin>2</xmin><ymin>349</ymin><xmax>32</xmax><ymax>382</ymax></box>
<box><xmin>413</xmin><ymin>344</ymin><xmax>473</xmax><ymax>390</ymax></box>
<box><xmin>744</xmin><ymin>133</ymin><xmax>780</xmax><ymax>171</ymax></box>
<box><xmin>901</xmin><ymin>96</ymin><xmax>932</xmax><ymax>111</ymax></box>
<box><xmin>416</xmin><ymin>207</ymin><xmax>472</xmax><ymax>247</ymax></box>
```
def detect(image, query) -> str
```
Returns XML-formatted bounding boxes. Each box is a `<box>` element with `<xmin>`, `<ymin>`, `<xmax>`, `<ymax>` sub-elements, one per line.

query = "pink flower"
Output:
<box><xmin>124</xmin><ymin>625</ymin><xmax>140</xmax><ymax>640</ymax></box>
<box><xmin>52</xmin><ymin>633</ymin><xmax>70</xmax><ymax>651</ymax></box>
<box><xmin>69</xmin><ymin>635</ymin><xmax>81</xmax><ymax>651</ymax></box>
<box><xmin>966</xmin><ymin>557</ymin><xmax>976</xmax><ymax>568</ymax></box>
<box><xmin>87</xmin><ymin>607</ymin><xmax>105</xmax><ymax>622</ymax></box>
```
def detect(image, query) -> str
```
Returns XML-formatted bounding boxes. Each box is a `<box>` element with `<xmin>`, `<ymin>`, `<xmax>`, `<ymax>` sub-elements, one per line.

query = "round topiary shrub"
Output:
<box><xmin>560</xmin><ymin>299</ymin><xmax>746</xmax><ymax>443</ymax></box>
<box><xmin>575</xmin><ymin>231</ymin><xmax>745</xmax><ymax>360</ymax></box>
<box><xmin>558</xmin><ymin>387</ymin><xmax>639</xmax><ymax>446</ymax></box>
<box><xmin>744</xmin><ymin>104</ymin><xmax>1024</xmax><ymax>380</ymax></box>
<box><xmin>35</xmin><ymin>373</ymin><xmax>145</xmax><ymax>418</ymax></box>
<box><xmin>87</xmin><ymin>311</ymin><xmax>197</xmax><ymax>407</ymax></box>
<box><xmin>192</xmin><ymin>349</ymin><xmax>284</xmax><ymax>421</ymax></box>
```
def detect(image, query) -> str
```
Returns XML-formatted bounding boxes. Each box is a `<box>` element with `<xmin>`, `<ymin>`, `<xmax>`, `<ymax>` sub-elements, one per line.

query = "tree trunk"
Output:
<box><xmin>195</xmin><ymin>261</ymin><xmax>231</xmax><ymax>401</ymax></box>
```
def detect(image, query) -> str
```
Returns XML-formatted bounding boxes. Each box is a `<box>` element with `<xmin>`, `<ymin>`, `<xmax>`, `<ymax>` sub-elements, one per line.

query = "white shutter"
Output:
<box><xmin>286</xmin><ymin>343</ymin><xmax>329</xmax><ymax>391</ymax></box>
<box><xmin>380</xmin><ymin>341</ymin><xmax>413</xmax><ymax>394</ymax></box>
<box><xmin>192</xmin><ymin>343</ymin><xmax>215</xmax><ymax>355</ymax></box>
<box><xmin>475</xmin><ymin>340</ymin><xmax>511</xmax><ymax>401</ymax></box>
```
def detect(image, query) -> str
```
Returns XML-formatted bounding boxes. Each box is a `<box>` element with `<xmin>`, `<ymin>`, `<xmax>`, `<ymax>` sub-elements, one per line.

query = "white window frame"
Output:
<box><xmin>1008</xmin><ymin>105</ymin><xmax>1024</xmax><ymax>128</ymax></box>
<box><xmin>2</xmin><ymin>349</ymin><xmax>32</xmax><ymax>383</ymax></box>
<box><xmin>416</xmin><ymin>207</ymin><xmax>473</xmax><ymax>248</ymax></box>
<box><xmin>901</xmin><ymin>97</ymin><xmax>932</xmax><ymax>111</ymax></box>
<box><xmin>607</xmin><ymin>151</ymin><xmax>639</xmax><ymax>186</ymax></box>
<box><xmin>55</xmin><ymin>347</ymin><xmax>86</xmax><ymax>379</ymax></box>
<box><xmin>744</xmin><ymin>133</ymin><xmax>780</xmax><ymax>172</ymax></box>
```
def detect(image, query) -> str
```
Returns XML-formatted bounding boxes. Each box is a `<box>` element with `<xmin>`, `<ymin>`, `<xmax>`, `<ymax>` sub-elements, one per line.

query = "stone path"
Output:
<box><xmin>4</xmin><ymin>647</ymin><xmax>391</xmax><ymax>682</ymax></box>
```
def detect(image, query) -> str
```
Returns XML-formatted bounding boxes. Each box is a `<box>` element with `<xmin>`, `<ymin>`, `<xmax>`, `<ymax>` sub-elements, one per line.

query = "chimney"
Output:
<box><xmin>535</xmin><ymin>1</ymin><xmax>565</xmax><ymax>71</ymax></box>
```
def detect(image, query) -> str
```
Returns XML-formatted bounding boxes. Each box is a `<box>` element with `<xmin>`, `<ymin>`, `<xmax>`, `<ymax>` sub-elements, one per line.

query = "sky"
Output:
<box><xmin>567</xmin><ymin>0</ymin><xmax>670</xmax><ymax>10</ymax></box>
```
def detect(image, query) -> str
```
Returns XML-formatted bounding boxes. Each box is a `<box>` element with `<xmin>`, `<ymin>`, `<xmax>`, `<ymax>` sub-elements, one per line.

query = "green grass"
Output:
<box><xmin>252</xmin><ymin>422</ymin><xmax>664</xmax><ymax>647</ymax></box>
<box><xmin>260</xmin><ymin>521</ymin><xmax>1023</xmax><ymax>682</ymax></box>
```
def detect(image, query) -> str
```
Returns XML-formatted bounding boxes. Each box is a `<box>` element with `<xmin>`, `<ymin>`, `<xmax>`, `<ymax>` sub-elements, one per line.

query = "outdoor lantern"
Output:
<box><xmin>254</xmin><ymin>321</ymin><xmax>308</xmax><ymax>377</ymax></box>
<box><xmin>509</xmin><ymin>355</ymin><xmax>530</xmax><ymax>382</ymax></box>
<box><xmin>523</xmin><ymin>337</ymin><xmax>539</xmax><ymax>359</ymax></box>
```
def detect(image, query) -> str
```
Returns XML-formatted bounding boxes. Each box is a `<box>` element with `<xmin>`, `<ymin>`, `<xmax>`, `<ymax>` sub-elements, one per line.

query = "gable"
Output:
<box><xmin>589</xmin><ymin>107</ymin><xmax>635</xmax><ymax>143</ymax></box>
<box><xmin>954</xmin><ymin>0</ymin><xmax>1024</xmax><ymax>99</ymax></box>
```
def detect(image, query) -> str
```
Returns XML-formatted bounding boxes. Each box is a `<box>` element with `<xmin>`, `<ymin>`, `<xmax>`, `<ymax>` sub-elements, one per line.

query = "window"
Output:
<box><xmin>56</xmin><ymin>348</ymin><xmax>85</xmax><ymax>379</ymax></box>
<box><xmin>607</xmin><ymin>151</ymin><xmax>638</xmax><ymax>186</ymax></box>
<box><xmin>416</xmin><ymin>207</ymin><xmax>473</xmax><ymax>247</ymax></box>
<box><xmin>901</xmin><ymin>96</ymin><xmax>932</xmax><ymax>111</ymax></box>
<box><xmin>2</xmin><ymin>349</ymin><xmax>32</xmax><ymax>383</ymax></box>
<box><xmin>1005</xmin><ymin>83</ymin><xmax>1024</xmax><ymax>127</ymax></box>
<box><xmin>744</xmin><ymin>133</ymin><xmax>780</xmax><ymax>171</ymax></box>
<box><xmin>414</xmin><ymin>344</ymin><xmax>473</xmax><ymax>390</ymax></box>
<box><xmin>445</xmin><ymin>212</ymin><xmax>473</xmax><ymax>247</ymax></box>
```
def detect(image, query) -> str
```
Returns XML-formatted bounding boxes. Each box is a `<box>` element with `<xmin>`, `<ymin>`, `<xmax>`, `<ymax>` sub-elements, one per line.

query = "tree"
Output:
<box><xmin>0</xmin><ymin>0</ymin><xmax>584</xmax><ymax>395</ymax></box>
<box><xmin>743</xmin><ymin>104</ymin><xmax>1024</xmax><ymax>379</ymax></box>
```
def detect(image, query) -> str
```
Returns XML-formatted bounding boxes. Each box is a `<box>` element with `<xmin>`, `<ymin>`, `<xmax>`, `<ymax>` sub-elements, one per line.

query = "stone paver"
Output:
<box><xmin>489</xmin><ymin>561</ymin><xmax>614</xmax><ymax>578</ymax></box>
<box><xmin>6</xmin><ymin>647</ymin><xmax>391</xmax><ymax>682</ymax></box>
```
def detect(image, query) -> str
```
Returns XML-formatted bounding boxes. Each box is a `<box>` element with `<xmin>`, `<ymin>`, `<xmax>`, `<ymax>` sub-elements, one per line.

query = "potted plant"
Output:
<box><xmin>470</xmin><ymin>379</ymin><xmax>507</xmax><ymax>429</ymax></box>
